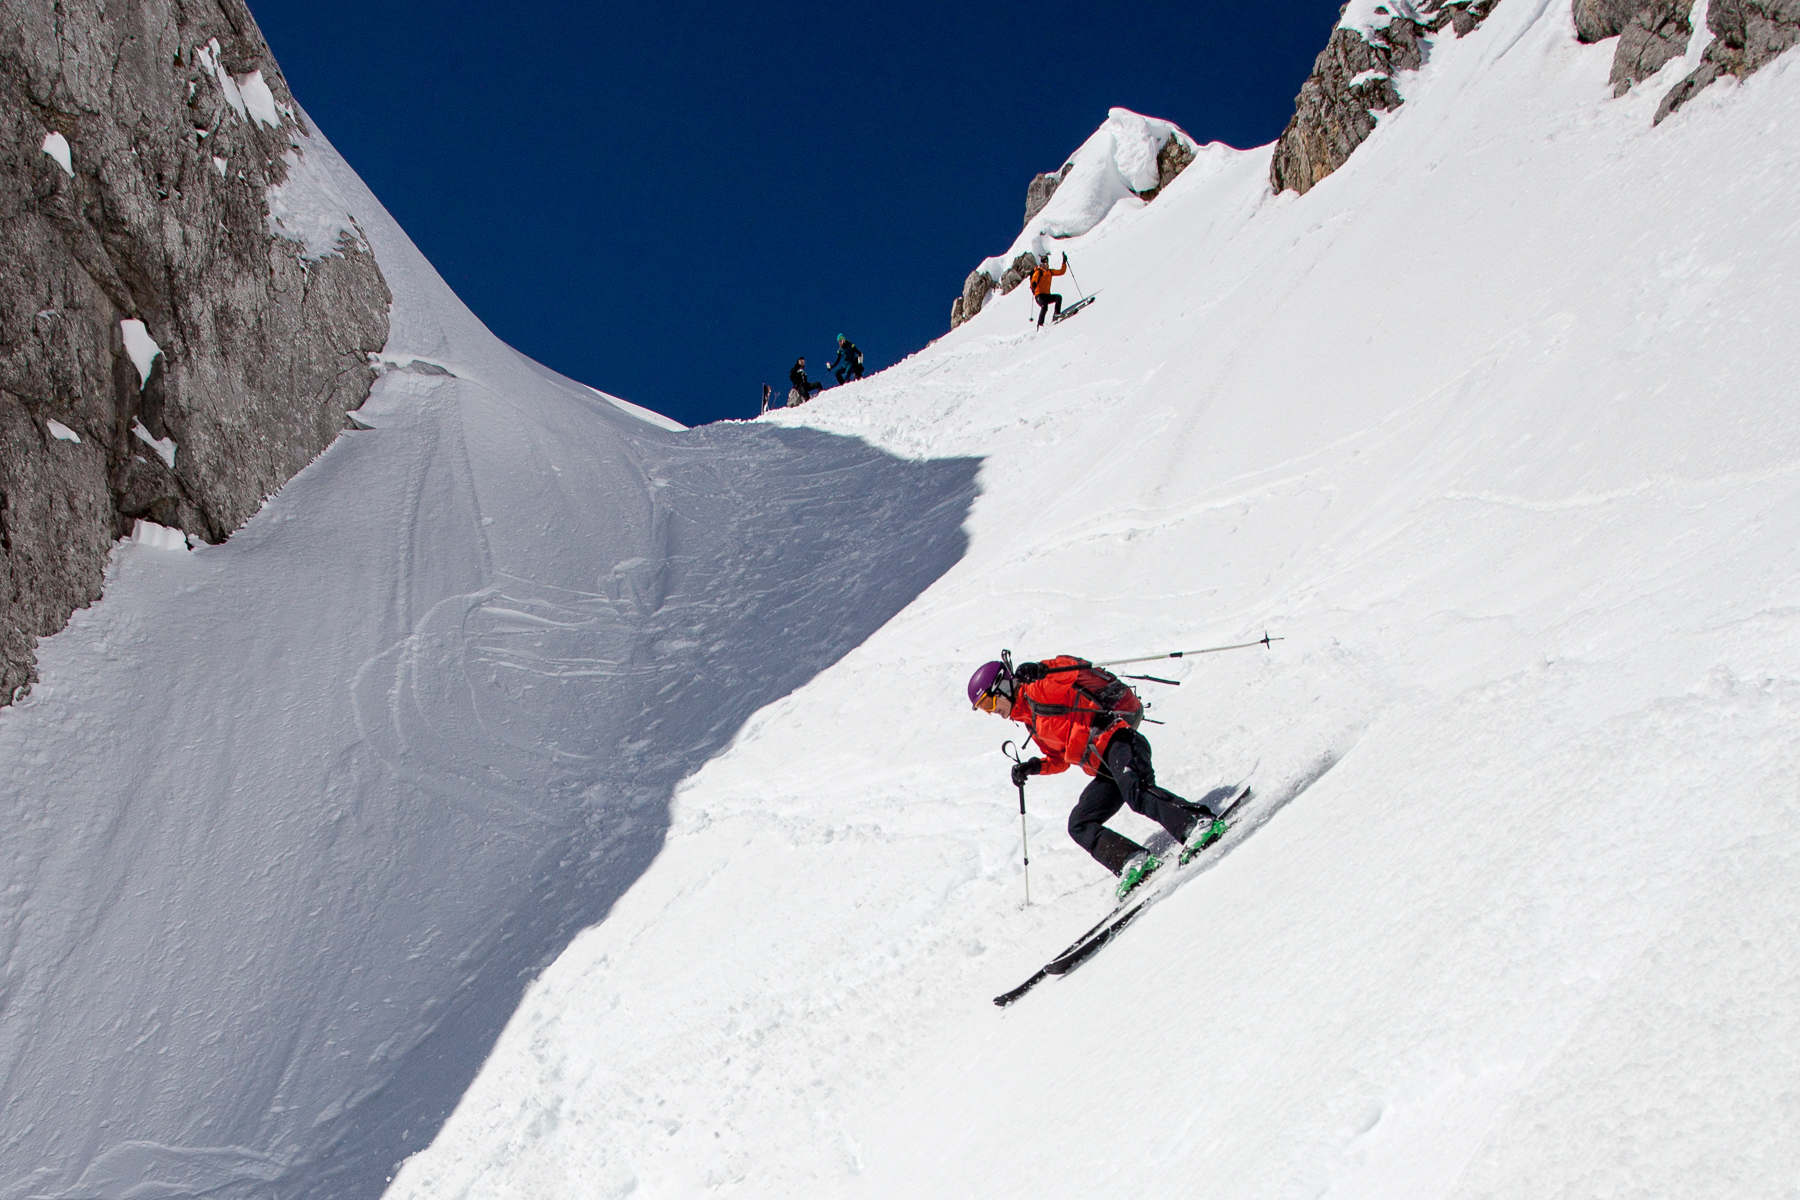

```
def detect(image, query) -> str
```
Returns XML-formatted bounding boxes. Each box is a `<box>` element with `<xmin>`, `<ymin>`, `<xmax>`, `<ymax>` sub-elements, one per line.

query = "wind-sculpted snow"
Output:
<box><xmin>0</xmin><ymin>129</ymin><xmax>977</xmax><ymax>1200</ymax></box>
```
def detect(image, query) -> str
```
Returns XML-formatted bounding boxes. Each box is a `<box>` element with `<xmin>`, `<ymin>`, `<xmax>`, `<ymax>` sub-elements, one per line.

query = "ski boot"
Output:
<box><xmin>1179</xmin><ymin>817</ymin><xmax>1229</xmax><ymax>866</ymax></box>
<box><xmin>1115</xmin><ymin>851</ymin><xmax>1162</xmax><ymax>900</ymax></box>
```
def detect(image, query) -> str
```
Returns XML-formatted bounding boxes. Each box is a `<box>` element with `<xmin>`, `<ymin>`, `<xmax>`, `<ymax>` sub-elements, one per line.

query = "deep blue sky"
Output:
<box><xmin>251</xmin><ymin>1</ymin><xmax>1344</xmax><ymax>427</ymax></box>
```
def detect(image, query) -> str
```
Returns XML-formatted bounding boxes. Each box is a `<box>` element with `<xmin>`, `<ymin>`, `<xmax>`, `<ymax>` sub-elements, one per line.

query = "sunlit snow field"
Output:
<box><xmin>4</xmin><ymin>2</ymin><xmax>1798</xmax><ymax>1198</ymax></box>
<box><xmin>389</xmin><ymin>5</ymin><xmax>1800</xmax><ymax>1197</ymax></box>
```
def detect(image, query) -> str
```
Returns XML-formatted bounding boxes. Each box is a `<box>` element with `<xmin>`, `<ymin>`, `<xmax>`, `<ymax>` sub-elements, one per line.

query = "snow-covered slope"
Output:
<box><xmin>0</xmin><ymin>128</ymin><xmax>975</xmax><ymax>1197</ymax></box>
<box><xmin>385</xmin><ymin>5</ymin><xmax>1800</xmax><ymax>1198</ymax></box>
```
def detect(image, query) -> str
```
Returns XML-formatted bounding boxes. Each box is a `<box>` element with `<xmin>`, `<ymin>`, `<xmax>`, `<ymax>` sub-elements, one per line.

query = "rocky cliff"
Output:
<box><xmin>1270</xmin><ymin>1</ymin><xmax>1497</xmax><ymax>196</ymax></box>
<box><xmin>0</xmin><ymin>0</ymin><xmax>390</xmax><ymax>704</ymax></box>
<box><xmin>1272</xmin><ymin>0</ymin><xmax>1800</xmax><ymax>196</ymax></box>
<box><xmin>1648</xmin><ymin>0</ymin><xmax>1800</xmax><ymax>120</ymax></box>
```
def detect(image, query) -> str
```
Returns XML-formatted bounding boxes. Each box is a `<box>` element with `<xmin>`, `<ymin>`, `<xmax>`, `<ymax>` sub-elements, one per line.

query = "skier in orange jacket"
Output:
<box><xmin>969</xmin><ymin>655</ymin><xmax>1226</xmax><ymax>896</ymax></box>
<box><xmin>1030</xmin><ymin>253</ymin><xmax>1068</xmax><ymax>327</ymax></box>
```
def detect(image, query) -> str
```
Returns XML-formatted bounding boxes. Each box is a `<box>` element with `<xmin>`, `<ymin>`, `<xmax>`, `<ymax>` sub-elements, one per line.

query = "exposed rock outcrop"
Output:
<box><xmin>1151</xmin><ymin>134</ymin><xmax>1197</xmax><ymax>196</ymax></box>
<box><xmin>1024</xmin><ymin>166</ymin><xmax>1069</xmax><ymax>225</ymax></box>
<box><xmin>952</xmin><ymin>267</ymin><xmax>996</xmax><ymax>327</ymax></box>
<box><xmin>1574</xmin><ymin>0</ymin><xmax>1692</xmax><ymax>94</ymax></box>
<box><xmin>0</xmin><ymin>0</ymin><xmax>391</xmax><ymax>703</ymax></box>
<box><xmin>997</xmin><ymin>251</ymin><xmax>1040</xmax><ymax>295</ymax></box>
<box><xmin>1270</xmin><ymin>1</ymin><xmax>1496</xmax><ymax>195</ymax></box>
<box><xmin>1574</xmin><ymin>0</ymin><xmax>1652</xmax><ymax>38</ymax></box>
<box><xmin>1656</xmin><ymin>0</ymin><xmax>1800</xmax><ymax>121</ymax></box>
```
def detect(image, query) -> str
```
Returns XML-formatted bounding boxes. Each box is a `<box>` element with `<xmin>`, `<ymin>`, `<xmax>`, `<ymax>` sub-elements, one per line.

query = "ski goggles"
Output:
<box><xmin>975</xmin><ymin>688</ymin><xmax>1005</xmax><ymax>713</ymax></box>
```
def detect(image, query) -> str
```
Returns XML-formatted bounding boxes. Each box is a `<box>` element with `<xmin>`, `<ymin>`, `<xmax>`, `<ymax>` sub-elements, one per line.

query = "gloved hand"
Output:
<box><xmin>1014</xmin><ymin>661</ymin><xmax>1047</xmax><ymax>684</ymax></box>
<box><xmin>1011</xmin><ymin>757</ymin><xmax>1043</xmax><ymax>787</ymax></box>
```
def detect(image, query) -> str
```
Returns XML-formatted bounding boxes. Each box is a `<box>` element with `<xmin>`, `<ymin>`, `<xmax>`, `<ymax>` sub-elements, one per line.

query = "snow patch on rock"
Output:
<box><xmin>119</xmin><ymin>319</ymin><xmax>162</xmax><ymax>388</ymax></box>
<box><xmin>194</xmin><ymin>40</ymin><xmax>246</xmax><ymax>122</ymax></box>
<box><xmin>45</xmin><ymin>419</ymin><xmax>81</xmax><ymax>443</ymax></box>
<box><xmin>236</xmin><ymin>70</ymin><xmax>280</xmax><ymax>129</ymax></box>
<box><xmin>128</xmin><ymin>519</ymin><xmax>189</xmax><ymax>552</ymax></box>
<box><xmin>132</xmin><ymin>418</ymin><xmax>176</xmax><ymax>469</ymax></box>
<box><xmin>266</xmin><ymin>132</ymin><xmax>366</xmax><ymax>260</ymax></box>
<box><xmin>1340</xmin><ymin>0</ymin><xmax>1424</xmax><ymax>35</ymax></box>
<box><xmin>40</xmin><ymin>131</ymin><xmax>72</xmax><ymax>175</ymax></box>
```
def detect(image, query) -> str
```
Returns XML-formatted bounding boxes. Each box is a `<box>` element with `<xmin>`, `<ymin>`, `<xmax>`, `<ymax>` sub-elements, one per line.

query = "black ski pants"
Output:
<box><xmin>1036</xmin><ymin>292</ymin><xmax>1063</xmax><ymax>326</ymax></box>
<box><xmin>1067</xmin><ymin>730</ymin><xmax>1206</xmax><ymax>875</ymax></box>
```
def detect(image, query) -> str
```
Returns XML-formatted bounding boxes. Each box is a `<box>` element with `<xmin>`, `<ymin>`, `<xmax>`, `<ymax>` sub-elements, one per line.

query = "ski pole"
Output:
<box><xmin>1066</xmin><ymin>259</ymin><xmax>1086</xmax><ymax>301</ymax></box>
<box><xmin>1093</xmin><ymin>632</ymin><xmax>1282</xmax><ymax>667</ymax></box>
<box><xmin>1003</xmin><ymin>740</ymin><xmax>1032</xmax><ymax>905</ymax></box>
<box><xmin>1016</xmin><ymin>779</ymin><xmax>1031</xmax><ymax>907</ymax></box>
<box><xmin>1034</xmin><ymin>632</ymin><xmax>1284</xmax><ymax>676</ymax></box>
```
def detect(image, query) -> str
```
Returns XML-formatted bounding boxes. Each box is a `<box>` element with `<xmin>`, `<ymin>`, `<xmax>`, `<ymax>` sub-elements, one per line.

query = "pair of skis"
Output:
<box><xmin>1053</xmin><ymin>294</ymin><xmax>1097</xmax><ymax>323</ymax></box>
<box><xmin>993</xmin><ymin>779</ymin><xmax>1252</xmax><ymax>1008</ymax></box>
<box><xmin>1027</xmin><ymin>293</ymin><xmax>1099</xmax><ymax>327</ymax></box>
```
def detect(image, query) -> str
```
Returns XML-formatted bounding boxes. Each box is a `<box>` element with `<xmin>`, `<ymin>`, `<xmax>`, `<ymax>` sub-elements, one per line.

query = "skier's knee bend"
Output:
<box><xmin>1067</xmin><ymin>805</ymin><xmax>1102</xmax><ymax>849</ymax></box>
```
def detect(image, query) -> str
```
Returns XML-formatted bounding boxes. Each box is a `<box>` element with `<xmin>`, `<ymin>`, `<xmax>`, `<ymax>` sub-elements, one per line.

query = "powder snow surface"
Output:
<box><xmin>389</xmin><ymin>6</ymin><xmax>1800</xmax><ymax>1198</ymax></box>
<box><xmin>0</xmin><ymin>133</ymin><xmax>974</xmax><ymax>1199</ymax></box>
<box><xmin>4</xmin><ymin>4</ymin><xmax>1799</xmax><ymax>1199</ymax></box>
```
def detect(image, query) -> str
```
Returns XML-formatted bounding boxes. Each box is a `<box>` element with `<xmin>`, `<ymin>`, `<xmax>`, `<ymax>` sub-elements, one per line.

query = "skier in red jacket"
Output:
<box><xmin>969</xmin><ymin>655</ymin><xmax>1226</xmax><ymax>897</ymax></box>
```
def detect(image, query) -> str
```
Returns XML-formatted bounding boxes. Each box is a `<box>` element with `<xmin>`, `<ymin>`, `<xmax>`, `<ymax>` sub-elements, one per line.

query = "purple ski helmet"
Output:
<box><xmin>967</xmin><ymin>660</ymin><xmax>1012</xmax><ymax>708</ymax></box>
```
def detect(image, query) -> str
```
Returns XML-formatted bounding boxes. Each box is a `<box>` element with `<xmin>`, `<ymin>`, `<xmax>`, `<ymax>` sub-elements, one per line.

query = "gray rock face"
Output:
<box><xmin>998</xmin><ymin>251</ymin><xmax>1039</xmax><ymax>295</ymax></box>
<box><xmin>1574</xmin><ymin>0</ymin><xmax>1649</xmax><ymax>39</ymax></box>
<box><xmin>1156</xmin><ymin>133</ymin><xmax>1197</xmax><ymax>192</ymax></box>
<box><xmin>1270</xmin><ymin>1</ymin><xmax>1496</xmax><ymax>195</ymax></box>
<box><xmin>1613</xmin><ymin>3</ymin><xmax>1693</xmax><ymax>93</ymax></box>
<box><xmin>1024</xmin><ymin>165</ymin><xmax>1069</xmax><ymax>225</ymax></box>
<box><xmin>951</xmin><ymin>268</ymin><xmax>996</xmax><ymax>328</ymax></box>
<box><xmin>1574</xmin><ymin>0</ymin><xmax>1693</xmax><ymax>94</ymax></box>
<box><xmin>0</xmin><ymin>0</ymin><xmax>391</xmax><ymax>703</ymax></box>
<box><xmin>1657</xmin><ymin>0</ymin><xmax>1800</xmax><ymax>121</ymax></box>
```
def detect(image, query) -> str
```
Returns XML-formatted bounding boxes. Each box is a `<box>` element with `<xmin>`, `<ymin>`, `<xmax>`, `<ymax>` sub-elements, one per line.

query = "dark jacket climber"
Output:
<box><xmin>789</xmin><ymin>357</ymin><xmax>823</xmax><ymax>405</ymax></box>
<box><xmin>969</xmin><ymin>654</ymin><xmax>1224</xmax><ymax>897</ymax></box>
<box><xmin>1030</xmin><ymin>255</ymin><xmax>1067</xmax><ymax>327</ymax></box>
<box><xmin>830</xmin><ymin>335</ymin><xmax>864</xmax><ymax>383</ymax></box>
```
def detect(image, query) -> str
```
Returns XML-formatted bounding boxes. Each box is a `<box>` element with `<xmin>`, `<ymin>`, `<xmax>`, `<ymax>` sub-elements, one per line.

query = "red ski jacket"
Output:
<box><xmin>1008</xmin><ymin>655</ymin><xmax>1141</xmax><ymax>776</ymax></box>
